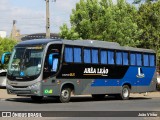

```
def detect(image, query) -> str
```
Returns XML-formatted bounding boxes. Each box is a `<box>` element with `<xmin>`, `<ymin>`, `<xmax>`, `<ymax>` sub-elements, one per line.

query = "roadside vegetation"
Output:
<box><xmin>60</xmin><ymin>0</ymin><xmax>160</xmax><ymax>68</ymax></box>
<box><xmin>0</xmin><ymin>37</ymin><xmax>18</xmax><ymax>69</ymax></box>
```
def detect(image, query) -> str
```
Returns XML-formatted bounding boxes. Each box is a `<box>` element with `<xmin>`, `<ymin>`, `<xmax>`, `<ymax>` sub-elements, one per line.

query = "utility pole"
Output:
<box><xmin>46</xmin><ymin>0</ymin><xmax>50</xmax><ymax>39</ymax></box>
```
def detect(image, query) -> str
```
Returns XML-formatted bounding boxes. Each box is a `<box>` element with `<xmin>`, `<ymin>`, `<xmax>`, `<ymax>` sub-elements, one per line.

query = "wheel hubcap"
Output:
<box><xmin>123</xmin><ymin>88</ymin><xmax>129</xmax><ymax>98</ymax></box>
<box><xmin>61</xmin><ymin>90</ymin><xmax>69</xmax><ymax>99</ymax></box>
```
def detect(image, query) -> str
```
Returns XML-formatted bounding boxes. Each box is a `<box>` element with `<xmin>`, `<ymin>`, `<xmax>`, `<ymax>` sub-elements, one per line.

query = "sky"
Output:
<box><xmin>0</xmin><ymin>0</ymin><xmax>133</xmax><ymax>36</ymax></box>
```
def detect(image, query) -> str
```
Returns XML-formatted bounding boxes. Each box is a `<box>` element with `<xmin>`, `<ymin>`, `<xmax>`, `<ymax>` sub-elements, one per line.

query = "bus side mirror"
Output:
<box><xmin>1</xmin><ymin>52</ymin><xmax>11</xmax><ymax>64</ymax></box>
<box><xmin>48</xmin><ymin>53</ymin><xmax>59</xmax><ymax>72</ymax></box>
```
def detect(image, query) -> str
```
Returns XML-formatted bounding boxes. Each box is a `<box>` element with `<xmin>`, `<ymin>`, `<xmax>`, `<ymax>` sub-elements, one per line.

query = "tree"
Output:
<box><xmin>60</xmin><ymin>24</ymin><xmax>80</xmax><ymax>40</ymax></box>
<box><xmin>60</xmin><ymin>0</ymin><xmax>142</xmax><ymax>47</ymax></box>
<box><xmin>102</xmin><ymin>0</ymin><xmax>142</xmax><ymax>46</ymax></box>
<box><xmin>136</xmin><ymin>0</ymin><xmax>160</xmax><ymax>65</ymax></box>
<box><xmin>0</xmin><ymin>38</ymin><xmax>18</xmax><ymax>69</ymax></box>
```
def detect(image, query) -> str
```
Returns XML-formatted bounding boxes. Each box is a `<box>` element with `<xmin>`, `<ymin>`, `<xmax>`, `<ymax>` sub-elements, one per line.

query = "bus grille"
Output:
<box><xmin>8</xmin><ymin>90</ymin><xmax>31</xmax><ymax>94</ymax></box>
<box><xmin>11</xmin><ymin>86</ymin><xmax>28</xmax><ymax>88</ymax></box>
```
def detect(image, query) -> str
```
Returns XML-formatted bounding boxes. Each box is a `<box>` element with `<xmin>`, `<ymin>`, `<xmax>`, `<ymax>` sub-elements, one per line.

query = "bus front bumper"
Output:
<box><xmin>6</xmin><ymin>82</ymin><xmax>42</xmax><ymax>96</ymax></box>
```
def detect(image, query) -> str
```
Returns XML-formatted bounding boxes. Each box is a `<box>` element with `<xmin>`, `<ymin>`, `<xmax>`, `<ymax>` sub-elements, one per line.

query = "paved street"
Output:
<box><xmin>0</xmin><ymin>94</ymin><xmax>160</xmax><ymax>111</ymax></box>
<box><xmin>0</xmin><ymin>89</ymin><xmax>160</xmax><ymax>120</ymax></box>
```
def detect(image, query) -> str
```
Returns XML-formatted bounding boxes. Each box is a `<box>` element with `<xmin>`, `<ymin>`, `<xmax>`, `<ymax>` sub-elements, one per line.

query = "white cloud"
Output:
<box><xmin>3</xmin><ymin>0</ymin><xmax>134</xmax><ymax>35</ymax></box>
<box><xmin>0</xmin><ymin>0</ymin><xmax>80</xmax><ymax>35</ymax></box>
<box><xmin>0</xmin><ymin>0</ymin><xmax>10</xmax><ymax>11</ymax></box>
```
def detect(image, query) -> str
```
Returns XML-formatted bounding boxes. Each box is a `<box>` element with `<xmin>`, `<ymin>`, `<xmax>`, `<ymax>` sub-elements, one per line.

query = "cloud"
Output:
<box><xmin>0</xmin><ymin>0</ymin><xmax>80</xmax><ymax>35</ymax></box>
<box><xmin>0</xmin><ymin>0</ymin><xmax>10</xmax><ymax>11</ymax></box>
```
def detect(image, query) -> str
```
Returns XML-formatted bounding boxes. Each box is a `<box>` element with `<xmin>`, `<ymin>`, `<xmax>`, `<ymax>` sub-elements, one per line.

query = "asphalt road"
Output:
<box><xmin>0</xmin><ymin>95</ymin><xmax>160</xmax><ymax>120</ymax></box>
<box><xmin>0</xmin><ymin>96</ymin><xmax>160</xmax><ymax>111</ymax></box>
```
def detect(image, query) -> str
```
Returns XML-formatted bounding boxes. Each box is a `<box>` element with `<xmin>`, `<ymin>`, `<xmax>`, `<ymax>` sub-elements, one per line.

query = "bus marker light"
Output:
<box><xmin>57</xmin><ymin>80</ymin><xmax>61</xmax><ymax>85</ymax></box>
<box><xmin>43</xmin><ymin>80</ymin><xmax>47</xmax><ymax>83</ymax></box>
<box><xmin>77</xmin><ymin>80</ymin><xmax>80</xmax><ymax>84</ymax></box>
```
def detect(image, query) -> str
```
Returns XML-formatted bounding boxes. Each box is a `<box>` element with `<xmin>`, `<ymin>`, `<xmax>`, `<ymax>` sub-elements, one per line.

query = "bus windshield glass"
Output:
<box><xmin>8</xmin><ymin>46</ymin><xmax>44</xmax><ymax>77</ymax></box>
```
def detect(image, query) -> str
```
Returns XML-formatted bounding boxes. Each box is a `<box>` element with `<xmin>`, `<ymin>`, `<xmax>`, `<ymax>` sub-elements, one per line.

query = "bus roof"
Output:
<box><xmin>16</xmin><ymin>39</ymin><xmax>155</xmax><ymax>53</ymax></box>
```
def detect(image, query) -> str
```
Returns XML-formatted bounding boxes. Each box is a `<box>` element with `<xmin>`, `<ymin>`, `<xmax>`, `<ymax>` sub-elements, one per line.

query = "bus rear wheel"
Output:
<box><xmin>31</xmin><ymin>96</ymin><xmax>43</xmax><ymax>101</ymax></box>
<box><xmin>118</xmin><ymin>85</ymin><xmax>130</xmax><ymax>100</ymax></box>
<box><xmin>59</xmin><ymin>87</ymin><xmax>71</xmax><ymax>103</ymax></box>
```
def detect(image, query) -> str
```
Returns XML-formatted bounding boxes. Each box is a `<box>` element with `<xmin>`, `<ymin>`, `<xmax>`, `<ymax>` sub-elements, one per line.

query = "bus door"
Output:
<box><xmin>43</xmin><ymin>44</ymin><xmax>62</xmax><ymax>79</ymax></box>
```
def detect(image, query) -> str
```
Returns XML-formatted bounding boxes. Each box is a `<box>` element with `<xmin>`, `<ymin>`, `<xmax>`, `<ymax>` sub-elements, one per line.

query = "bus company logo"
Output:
<box><xmin>83</xmin><ymin>67</ymin><xmax>109</xmax><ymax>76</ymax></box>
<box><xmin>20</xmin><ymin>71</ymin><xmax>25</xmax><ymax>76</ymax></box>
<box><xmin>136</xmin><ymin>67</ymin><xmax>145</xmax><ymax>78</ymax></box>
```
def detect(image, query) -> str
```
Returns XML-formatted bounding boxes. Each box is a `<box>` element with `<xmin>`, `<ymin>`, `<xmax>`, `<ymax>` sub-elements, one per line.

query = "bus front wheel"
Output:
<box><xmin>59</xmin><ymin>87</ymin><xmax>71</xmax><ymax>103</ymax></box>
<box><xmin>119</xmin><ymin>85</ymin><xmax>130</xmax><ymax>100</ymax></box>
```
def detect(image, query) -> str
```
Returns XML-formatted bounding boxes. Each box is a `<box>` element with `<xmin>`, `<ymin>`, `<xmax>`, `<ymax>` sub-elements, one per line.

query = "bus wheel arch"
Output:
<box><xmin>59</xmin><ymin>83</ymin><xmax>75</xmax><ymax>103</ymax></box>
<box><xmin>119</xmin><ymin>83</ymin><xmax>131</xmax><ymax>100</ymax></box>
<box><xmin>122</xmin><ymin>83</ymin><xmax>132</xmax><ymax>90</ymax></box>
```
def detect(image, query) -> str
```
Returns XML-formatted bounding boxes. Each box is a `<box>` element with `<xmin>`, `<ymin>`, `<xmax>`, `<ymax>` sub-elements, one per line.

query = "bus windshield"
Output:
<box><xmin>8</xmin><ymin>46</ymin><xmax>44</xmax><ymax>77</ymax></box>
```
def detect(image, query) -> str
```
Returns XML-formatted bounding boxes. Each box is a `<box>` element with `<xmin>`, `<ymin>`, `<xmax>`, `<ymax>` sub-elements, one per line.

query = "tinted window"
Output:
<box><xmin>149</xmin><ymin>54</ymin><xmax>155</xmax><ymax>66</ymax></box>
<box><xmin>92</xmin><ymin>49</ymin><xmax>98</xmax><ymax>64</ymax></box>
<box><xmin>84</xmin><ymin>48</ymin><xmax>91</xmax><ymax>63</ymax></box>
<box><xmin>116</xmin><ymin>51</ymin><xmax>122</xmax><ymax>65</ymax></box>
<box><xmin>100</xmin><ymin>50</ymin><xmax>107</xmax><ymax>64</ymax></box>
<box><xmin>65</xmin><ymin>47</ymin><xmax>73</xmax><ymax>62</ymax></box>
<box><xmin>143</xmin><ymin>54</ymin><xmax>149</xmax><ymax>66</ymax></box>
<box><xmin>136</xmin><ymin>53</ymin><xmax>142</xmax><ymax>66</ymax></box>
<box><xmin>108</xmin><ymin>50</ymin><xmax>114</xmax><ymax>65</ymax></box>
<box><xmin>74</xmin><ymin>47</ymin><xmax>82</xmax><ymax>63</ymax></box>
<box><xmin>123</xmin><ymin>52</ymin><xmax>129</xmax><ymax>65</ymax></box>
<box><xmin>130</xmin><ymin>53</ymin><xmax>136</xmax><ymax>65</ymax></box>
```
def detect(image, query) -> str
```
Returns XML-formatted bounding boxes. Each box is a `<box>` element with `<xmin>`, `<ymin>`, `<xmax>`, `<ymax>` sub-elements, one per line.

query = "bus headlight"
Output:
<box><xmin>29</xmin><ymin>82</ymin><xmax>40</xmax><ymax>90</ymax></box>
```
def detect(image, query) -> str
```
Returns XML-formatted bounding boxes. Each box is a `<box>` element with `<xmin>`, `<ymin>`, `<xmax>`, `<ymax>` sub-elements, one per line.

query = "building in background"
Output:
<box><xmin>10</xmin><ymin>20</ymin><xmax>21</xmax><ymax>40</ymax></box>
<box><xmin>21</xmin><ymin>33</ymin><xmax>60</xmax><ymax>41</ymax></box>
<box><xmin>0</xmin><ymin>31</ymin><xmax>7</xmax><ymax>38</ymax></box>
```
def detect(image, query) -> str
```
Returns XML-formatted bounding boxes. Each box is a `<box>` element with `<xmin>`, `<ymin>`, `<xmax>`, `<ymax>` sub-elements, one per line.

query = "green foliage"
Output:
<box><xmin>60</xmin><ymin>0</ymin><xmax>160</xmax><ymax>66</ymax></box>
<box><xmin>60</xmin><ymin>0</ymin><xmax>142</xmax><ymax>47</ymax></box>
<box><xmin>136</xmin><ymin>0</ymin><xmax>160</xmax><ymax>65</ymax></box>
<box><xmin>60</xmin><ymin>24</ymin><xmax>80</xmax><ymax>40</ymax></box>
<box><xmin>0</xmin><ymin>37</ymin><xmax>18</xmax><ymax>69</ymax></box>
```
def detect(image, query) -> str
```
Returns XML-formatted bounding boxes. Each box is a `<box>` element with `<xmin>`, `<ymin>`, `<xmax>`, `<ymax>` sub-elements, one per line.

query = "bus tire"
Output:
<box><xmin>92</xmin><ymin>94</ymin><xmax>105</xmax><ymax>100</ymax></box>
<box><xmin>119</xmin><ymin>85</ymin><xmax>130</xmax><ymax>100</ymax></box>
<box><xmin>31</xmin><ymin>96</ymin><xmax>43</xmax><ymax>101</ymax></box>
<box><xmin>59</xmin><ymin>87</ymin><xmax>71</xmax><ymax>103</ymax></box>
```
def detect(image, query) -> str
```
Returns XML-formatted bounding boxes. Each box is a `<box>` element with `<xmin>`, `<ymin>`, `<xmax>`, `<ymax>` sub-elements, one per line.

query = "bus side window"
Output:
<box><xmin>123</xmin><ymin>52</ymin><xmax>129</xmax><ymax>65</ymax></box>
<box><xmin>73</xmin><ymin>47</ymin><xmax>82</xmax><ymax>63</ymax></box>
<box><xmin>116</xmin><ymin>51</ymin><xmax>122</xmax><ymax>65</ymax></box>
<box><xmin>143</xmin><ymin>54</ymin><xmax>149</xmax><ymax>66</ymax></box>
<box><xmin>100</xmin><ymin>50</ymin><xmax>107</xmax><ymax>64</ymax></box>
<box><xmin>130</xmin><ymin>53</ymin><xmax>136</xmax><ymax>65</ymax></box>
<box><xmin>65</xmin><ymin>47</ymin><xmax>73</xmax><ymax>63</ymax></box>
<box><xmin>92</xmin><ymin>49</ymin><xmax>98</xmax><ymax>64</ymax></box>
<box><xmin>136</xmin><ymin>53</ymin><xmax>142</xmax><ymax>66</ymax></box>
<box><xmin>84</xmin><ymin>48</ymin><xmax>91</xmax><ymax>63</ymax></box>
<box><xmin>149</xmin><ymin>54</ymin><xmax>155</xmax><ymax>67</ymax></box>
<box><xmin>108</xmin><ymin>50</ymin><xmax>114</xmax><ymax>65</ymax></box>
